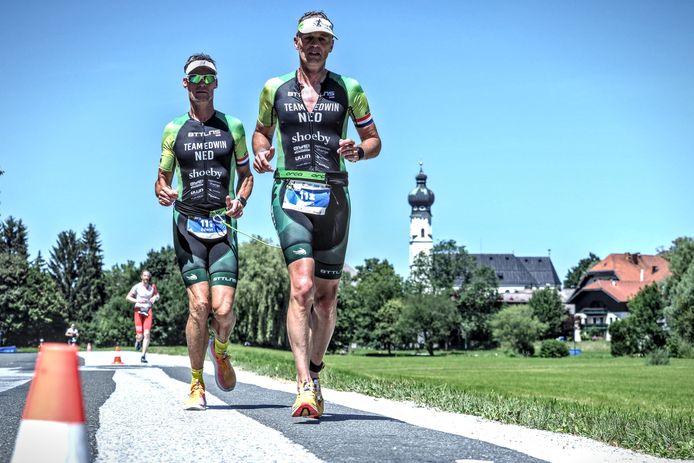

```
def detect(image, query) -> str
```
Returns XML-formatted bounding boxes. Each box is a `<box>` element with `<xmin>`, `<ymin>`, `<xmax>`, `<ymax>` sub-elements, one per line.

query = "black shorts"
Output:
<box><xmin>172</xmin><ymin>210</ymin><xmax>238</xmax><ymax>287</ymax></box>
<box><xmin>270</xmin><ymin>180</ymin><xmax>350</xmax><ymax>279</ymax></box>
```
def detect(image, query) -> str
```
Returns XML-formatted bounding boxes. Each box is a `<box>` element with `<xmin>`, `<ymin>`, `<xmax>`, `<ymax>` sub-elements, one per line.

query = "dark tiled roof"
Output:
<box><xmin>471</xmin><ymin>254</ymin><xmax>561</xmax><ymax>287</ymax></box>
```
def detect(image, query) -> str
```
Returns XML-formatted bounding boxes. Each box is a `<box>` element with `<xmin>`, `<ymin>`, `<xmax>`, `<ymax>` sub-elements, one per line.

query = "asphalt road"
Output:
<box><xmin>0</xmin><ymin>352</ymin><xmax>547</xmax><ymax>463</ymax></box>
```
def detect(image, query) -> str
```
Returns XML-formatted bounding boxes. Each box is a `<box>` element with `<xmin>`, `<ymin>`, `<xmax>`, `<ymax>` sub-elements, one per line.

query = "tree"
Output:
<box><xmin>0</xmin><ymin>216</ymin><xmax>29</xmax><ymax>259</ymax></box>
<box><xmin>333</xmin><ymin>272</ymin><xmax>359</xmax><ymax>352</ymax></box>
<box><xmin>21</xmin><ymin>258</ymin><xmax>65</xmax><ymax>344</ymax></box>
<box><xmin>397</xmin><ymin>294</ymin><xmax>461</xmax><ymax>355</ymax></box>
<box><xmin>74</xmin><ymin>224</ymin><xmax>106</xmax><ymax>328</ymax></box>
<box><xmin>663</xmin><ymin>237</ymin><xmax>694</xmax><ymax>345</ymax></box>
<box><xmin>627</xmin><ymin>283</ymin><xmax>667</xmax><ymax>353</ymax></box>
<box><xmin>529</xmin><ymin>287</ymin><xmax>567</xmax><ymax>339</ymax></box>
<box><xmin>609</xmin><ymin>318</ymin><xmax>640</xmax><ymax>356</ymax></box>
<box><xmin>374</xmin><ymin>298</ymin><xmax>404</xmax><ymax>354</ymax></box>
<box><xmin>456</xmin><ymin>265</ymin><xmax>501</xmax><ymax>348</ymax></box>
<box><xmin>48</xmin><ymin>230</ymin><xmax>81</xmax><ymax>323</ymax></box>
<box><xmin>234</xmin><ymin>239</ymin><xmax>289</xmax><ymax>347</ymax></box>
<box><xmin>407</xmin><ymin>240</ymin><xmax>475</xmax><ymax>295</ymax></box>
<box><xmin>490</xmin><ymin>305</ymin><xmax>546</xmax><ymax>356</ymax></box>
<box><xmin>0</xmin><ymin>252</ymin><xmax>29</xmax><ymax>345</ymax></box>
<box><xmin>564</xmin><ymin>253</ymin><xmax>600</xmax><ymax>288</ymax></box>
<box><xmin>347</xmin><ymin>258</ymin><xmax>403</xmax><ymax>346</ymax></box>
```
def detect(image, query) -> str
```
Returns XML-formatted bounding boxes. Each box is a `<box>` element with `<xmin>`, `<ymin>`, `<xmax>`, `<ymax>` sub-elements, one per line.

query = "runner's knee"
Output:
<box><xmin>290</xmin><ymin>274</ymin><xmax>315</xmax><ymax>308</ymax></box>
<box><xmin>189</xmin><ymin>298</ymin><xmax>211</xmax><ymax>319</ymax></box>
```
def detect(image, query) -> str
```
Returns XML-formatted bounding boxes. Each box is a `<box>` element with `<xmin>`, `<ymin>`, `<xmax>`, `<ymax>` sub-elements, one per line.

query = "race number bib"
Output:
<box><xmin>186</xmin><ymin>216</ymin><xmax>228</xmax><ymax>240</ymax></box>
<box><xmin>282</xmin><ymin>180</ymin><xmax>331</xmax><ymax>215</ymax></box>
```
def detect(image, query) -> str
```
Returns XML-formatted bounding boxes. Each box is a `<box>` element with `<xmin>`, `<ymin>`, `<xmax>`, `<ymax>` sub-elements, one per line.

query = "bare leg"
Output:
<box><xmin>142</xmin><ymin>330</ymin><xmax>151</xmax><ymax>356</ymax></box>
<box><xmin>286</xmin><ymin>259</ymin><xmax>315</xmax><ymax>385</ymax></box>
<box><xmin>309</xmin><ymin>277</ymin><xmax>339</xmax><ymax>377</ymax></box>
<box><xmin>210</xmin><ymin>286</ymin><xmax>236</xmax><ymax>341</ymax></box>
<box><xmin>185</xmin><ymin>282</ymin><xmax>211</xmax><ymax>370</ymax></box>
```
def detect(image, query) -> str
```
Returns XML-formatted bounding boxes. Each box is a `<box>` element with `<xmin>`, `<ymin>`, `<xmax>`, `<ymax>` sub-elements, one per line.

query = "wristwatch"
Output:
<box><xmin>357</xmin><ymin>146</ymin><xmax>365</xmax><ymax>160</ymax></box>
<box><xmin>237</xmin><ymin>196</ymin><xmax>247</xmax><ymax>207</ymax></box>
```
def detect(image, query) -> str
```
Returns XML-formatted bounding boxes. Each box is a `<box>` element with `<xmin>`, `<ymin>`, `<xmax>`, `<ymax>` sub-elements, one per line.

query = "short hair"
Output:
<box><xmin>142</xmin><ymin>270</ymin><xmax>152</xmax><ymax>277</ymax></box>
<box><xmin>183</xmin><ymin>53</ymin><xmax>216</xmax><ymax>74</ymax></box>
<box><xmin>296</xmin><ymin>10</ymin><xmax>332</xmax><ymax>36</ymax></box>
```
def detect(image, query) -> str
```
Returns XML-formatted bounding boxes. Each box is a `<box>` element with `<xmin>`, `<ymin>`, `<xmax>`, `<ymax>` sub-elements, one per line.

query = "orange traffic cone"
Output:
<box><xmin>112</xmin><ymin>344</ymin><xmax>124</xmax><ymax>365</ymax></box>
<box><xmin>11</xmin><ymin>343</ymin><xmax>89</xmax><ymax>463</ymax></box>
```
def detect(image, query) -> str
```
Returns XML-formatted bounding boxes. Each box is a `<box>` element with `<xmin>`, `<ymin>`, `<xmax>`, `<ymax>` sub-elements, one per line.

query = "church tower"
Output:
<box><xmin>408</xmin><ymin>163</ymin><xmax>435</xmax><ymax>268</ymax></box>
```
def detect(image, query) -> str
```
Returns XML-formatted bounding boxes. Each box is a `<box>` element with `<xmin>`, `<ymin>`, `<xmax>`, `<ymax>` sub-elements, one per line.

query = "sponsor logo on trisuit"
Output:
<box><xmin>189</xmin><ymin>168</ymin><xmax>222</xmax><ymax>179</ymax></box>
<box><xmin>291</xmin><ymin>131</ymin><xmax>331</xmax><ymax>145</ymax></box>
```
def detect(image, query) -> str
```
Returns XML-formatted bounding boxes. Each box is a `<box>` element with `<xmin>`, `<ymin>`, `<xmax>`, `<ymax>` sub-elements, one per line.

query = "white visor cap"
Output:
<box><xmin>185</xmin><ymin>60</ymin><xmax>217</xmax><ymax>75</ymax></box>
<box><xmin>297</xmin><ymin>17</ymin><xmax>337</xmax><ymax>39</ymax></box>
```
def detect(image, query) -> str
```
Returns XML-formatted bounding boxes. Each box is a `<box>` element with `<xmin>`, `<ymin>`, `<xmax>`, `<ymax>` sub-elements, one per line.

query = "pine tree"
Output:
<box><xmin>75</xmin><ymin>224</ymin><xmax>106</xmax><ymax>325</ymax></box>
<box><xmin>48</xmin><ymin>230</ymin><xmax>81</xmax><ymax>323</ymax></box>
<box><xmin>0</xmin><ymin>216</ymin><xmax>29</xmax><ymax>258</ymax></box>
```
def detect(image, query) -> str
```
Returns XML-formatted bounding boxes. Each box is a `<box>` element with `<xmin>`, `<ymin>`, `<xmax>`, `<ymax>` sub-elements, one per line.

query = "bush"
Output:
<box><xmin>609</xmin><ymin>319</ymin><xmax>639</xmax><ymax>356</ymax></box>
<box><xmin>539</xmin><ymin>339</ymin><xmax>569</xmax><ymax>358</ymax></box>
<box><xmin>667</xmin><ymin>335</ymin><xmax>694</xmax><ymax>358</ymax></box>
<box><xmin>646</xmin><ymin>348</ymin><xmax>670</xmax><ymax>365</ymax></box>
<box><xmin>490</xmin><ymin>305</ymin><xmax>545</xmax><ymax>357</ymax></box>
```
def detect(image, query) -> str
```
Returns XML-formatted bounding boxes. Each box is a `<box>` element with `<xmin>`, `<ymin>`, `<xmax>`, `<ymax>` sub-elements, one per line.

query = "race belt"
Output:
<box><xmin>274</xmin><ymin>169</ymin><xmax>348</xmax><ymax>187</ymax></box>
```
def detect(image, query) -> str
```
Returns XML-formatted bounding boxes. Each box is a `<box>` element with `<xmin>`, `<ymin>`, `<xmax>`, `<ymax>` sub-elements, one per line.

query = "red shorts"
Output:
<box><xmin>134</xmin><ymin>308</ymin><xmax>153</xmax><ymax>334</ymax></box>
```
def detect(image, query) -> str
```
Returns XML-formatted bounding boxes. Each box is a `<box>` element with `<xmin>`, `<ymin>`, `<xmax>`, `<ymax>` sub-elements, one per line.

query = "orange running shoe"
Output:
<box><xmin>291</xmin><ymin>381</ymin><xmax>320</xmax><ymax>418</ymax></box>
<box><xmin>207</xmin><ymin>337</ymin><xmax>236</xmax><ymax>391</ymax></box>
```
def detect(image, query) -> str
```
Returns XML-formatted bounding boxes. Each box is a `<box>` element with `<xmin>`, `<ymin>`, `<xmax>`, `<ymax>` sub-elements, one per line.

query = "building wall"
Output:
<box><xmin>409</xmin><ymin>215</ymin><xmax>432</xmax><ymax>267</ymax></box>
<box><xmin>572</xmin><ymin>290</ymin><xmax>626</xmax><ymax>313</ymax></box>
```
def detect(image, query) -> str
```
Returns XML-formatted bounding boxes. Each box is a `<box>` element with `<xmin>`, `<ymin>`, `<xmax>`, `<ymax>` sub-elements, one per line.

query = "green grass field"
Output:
<box><xmin>29</xmin><ymin>342</ymin><xmax>692</xmax><ymax>458</ymax></box>
<box><xmin>208</xmin><ymin>343</ymin><xmax>693</xmax><ymax>459</ymax></box>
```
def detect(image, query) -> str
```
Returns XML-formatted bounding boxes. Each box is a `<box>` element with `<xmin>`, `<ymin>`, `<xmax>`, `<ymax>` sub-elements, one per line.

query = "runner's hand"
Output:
<box><xmin>338</xmin><ymin>139</ymin><xmax>359</xmax><ymax>163</ymax></box>
<box><xmin>158</xmin><ymin>186</ymin><xmax>178</xmax><ymax>206</ymax></box>
<box><xmin>253</xmin><ymin>147</ymin><xmax>275</xmax><ymax>173</ymax></box>
<box><xmin>225</xmin><ymin>195</ymin><xmax>244</xmax><ymax>219</ymax></box>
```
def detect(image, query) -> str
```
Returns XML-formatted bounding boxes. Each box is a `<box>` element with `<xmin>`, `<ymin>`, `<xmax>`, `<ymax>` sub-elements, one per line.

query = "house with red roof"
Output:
<box><xmin>567</xmin><ymin>252</ymin><xmax>671</xmax><ymax>335</ymax></box>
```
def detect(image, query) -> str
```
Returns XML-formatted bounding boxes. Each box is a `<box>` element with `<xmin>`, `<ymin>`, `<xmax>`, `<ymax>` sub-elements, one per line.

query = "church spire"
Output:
<box><xmin>408</xmin><ymin>162</ymin><xmax>435</xmax><ymax>269</ymax></box>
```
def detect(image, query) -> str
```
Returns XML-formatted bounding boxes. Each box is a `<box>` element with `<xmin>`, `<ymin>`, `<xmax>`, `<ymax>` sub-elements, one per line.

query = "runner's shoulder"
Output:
<box><xmin>163</xmin><ymin>113</ymin><xmax>191</xmax><ymax>132</ymax></box>
<box><xmin>328</xmin><ymin>71</ymin><xmax>364</xmax><ymax>94</ymax></box>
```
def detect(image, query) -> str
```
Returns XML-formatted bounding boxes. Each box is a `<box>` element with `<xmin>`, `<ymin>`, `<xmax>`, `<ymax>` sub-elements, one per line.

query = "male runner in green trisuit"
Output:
<box><xmin>253</xmin><ymin>11</ymin><xmax>381</xmax><ymax>418</ymax></box>
<box><xmin>156</xmin><ymin>53</ymin><xmax>253</xmax><ymax>410</ymax></box>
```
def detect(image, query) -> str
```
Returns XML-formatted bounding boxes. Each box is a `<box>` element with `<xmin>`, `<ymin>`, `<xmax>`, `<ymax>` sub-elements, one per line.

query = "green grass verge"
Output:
<box><xmin>219</xmin><ymin>344</ymin><xmax>693</xmax><ymax>460</ymax></box>
<box><xmin>20</xmin><ymin>343</ymin><xmax>693</xmax><ymax>458</ymax></box>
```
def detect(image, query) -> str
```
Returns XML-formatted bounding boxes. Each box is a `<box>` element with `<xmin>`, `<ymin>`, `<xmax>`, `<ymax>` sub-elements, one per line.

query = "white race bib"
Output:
<box><xmin>186</xmin><ymin>216</ymin><xmax>228</xmax><ymax>240</ymax></box>
<box><xmin>282</xmin><ymin>180</ymin><xmax>331</xmax><ymax>215</ymax></box>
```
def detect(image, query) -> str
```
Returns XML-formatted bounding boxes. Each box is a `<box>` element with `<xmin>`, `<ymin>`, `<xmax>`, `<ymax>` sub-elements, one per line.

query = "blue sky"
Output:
<box><xmin>1</xmin><ymin>1</ymin><xmax>692</xmax><ymax>281</ymax></box>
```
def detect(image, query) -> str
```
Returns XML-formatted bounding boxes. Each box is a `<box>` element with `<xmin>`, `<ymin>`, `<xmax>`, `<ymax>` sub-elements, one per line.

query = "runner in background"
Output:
<box><xmin>126</xmin><ymin>270</ymin><xmax>159</xmax><ymax>363</ymax></box>
<box><xmin>65</xmin><ymin>323</ymin><xmax>79</xmax><ymax>345</ymax></box>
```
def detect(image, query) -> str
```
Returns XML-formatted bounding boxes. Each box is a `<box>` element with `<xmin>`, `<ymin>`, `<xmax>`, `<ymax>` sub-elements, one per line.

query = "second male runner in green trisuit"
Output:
<box><xmin>156</xmin><ymin>53</ymin><xmax>253</xmax><ymax>410</ymax></box>
<box><xmin>253</xmin><ymin>11</ymin><xmax>382</xmax><ymax>418</ymax></box>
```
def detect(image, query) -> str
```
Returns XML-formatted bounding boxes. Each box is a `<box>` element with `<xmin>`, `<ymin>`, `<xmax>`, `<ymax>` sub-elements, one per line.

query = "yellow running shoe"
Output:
<box><xmin>184</xmin><ymin>379</ymin><xmax>207</xmax><ymax>411</ymax></box>
<box><xmin>207</xmin><ymin>337</ymin><xmax>236</xmax><ymax>391</ymax></box>
<box><xmin>312</xmin><ymin>378</ymin><xmax>324</xmax><ymax>416</ymax></box>
<box><xmin>291</xmin><ymin>381</ymin><xmax>320</xmax><ymax>418</ymax></box>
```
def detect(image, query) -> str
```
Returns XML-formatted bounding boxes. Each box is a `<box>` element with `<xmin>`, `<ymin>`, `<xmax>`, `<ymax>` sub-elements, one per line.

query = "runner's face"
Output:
<box><xmin>183</xmin><ymin>66</ymin><xmax>217</xmax><ymax>103</ymax></box>
<box><xmin>141</xmin><ymin>273</ymin><xmax>151</xmax><ymax>283</ymax></box>
<box><xmin>295</xmin><ymin>32</ymin><xmax>333</xmax><ymax>70</ymax></box>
